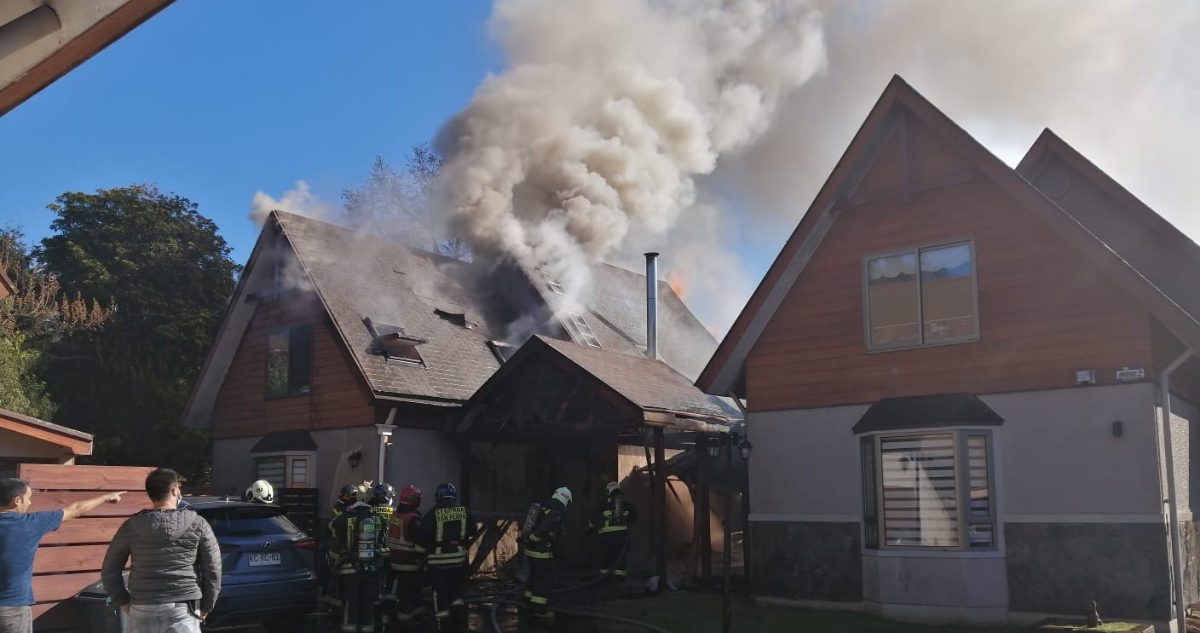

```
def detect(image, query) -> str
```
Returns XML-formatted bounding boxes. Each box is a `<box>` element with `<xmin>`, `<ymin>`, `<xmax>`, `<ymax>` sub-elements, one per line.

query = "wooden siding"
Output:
<box><xmin>212</xmin><ymin>291</ymin><xmax>373</xmax><ymax>439</ymax></box>
<box><xmin>745</xmin><ymin>118</ymin><xmax>1154</xmax><ymax>411</ymax></box>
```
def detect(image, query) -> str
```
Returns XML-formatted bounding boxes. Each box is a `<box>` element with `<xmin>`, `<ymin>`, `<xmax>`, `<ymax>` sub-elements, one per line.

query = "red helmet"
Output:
<box><xmin>399</xmin><ymin>485</ymin><xmax>422</xmax><ymax>507</ymax></box>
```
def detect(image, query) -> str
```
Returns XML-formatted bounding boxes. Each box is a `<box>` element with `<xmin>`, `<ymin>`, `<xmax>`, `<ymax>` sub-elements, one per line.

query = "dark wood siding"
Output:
<box><xmin>745</xmin><ymin>119</ymin><xmax>1154</xmax><ymax>412</ymax></box>
<box><xmin>212</xmin><ymin>291</ymin><xmax>373</xmax><ymax>439</ymax></box>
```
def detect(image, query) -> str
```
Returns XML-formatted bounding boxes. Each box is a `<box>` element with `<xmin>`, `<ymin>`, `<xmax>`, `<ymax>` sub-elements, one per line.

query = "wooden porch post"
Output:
<box><xmin>654</xmin><ymin>427</ymin><xmax>667</xmax><ymax>586</ymax></box>
<box><xmin>696</xmin><ymin>438</ymin><xmax>712</xmax><ymax>584</ymax></box>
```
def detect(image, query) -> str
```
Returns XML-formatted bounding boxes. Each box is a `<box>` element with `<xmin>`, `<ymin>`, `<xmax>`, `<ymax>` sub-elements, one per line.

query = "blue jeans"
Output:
<box><xmin>126</xmin><ymin>603</ymin><xmax>201</xmax><ymax>633</ymax></box>
<box><xmin>0</xmin><ymin>606</ymin><xmax>31</xmax><ymax>633</ymax></box>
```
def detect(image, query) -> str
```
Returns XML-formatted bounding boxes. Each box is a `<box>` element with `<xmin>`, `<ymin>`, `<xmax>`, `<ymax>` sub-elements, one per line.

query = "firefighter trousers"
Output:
<box><xmin>427</xmin><ymin>563</ymin><xmax>467</xmax><ymax>629</ymax></box>
<box><xmin>525</xmin><ymin>555</ymin><xmax>554</xmax><ymax>613</ymax></box>
<box><xmin>599</xmin><ymin>530</ymin><xmax>629</xmax><ymax>579</ymax></box>
<box><xmin>338</xmin><ymin>570</ymin><xmax>380</xmax><ymax>633</ymax></box>
<box><xmin>386</xmin><ymin>568</ymin><xmax>423</xmax><ymax>622</ymax></box>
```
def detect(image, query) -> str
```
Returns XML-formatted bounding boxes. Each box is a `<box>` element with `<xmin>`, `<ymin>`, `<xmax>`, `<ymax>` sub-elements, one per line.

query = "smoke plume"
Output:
<box><xmin>436</xmin><ymin>0</ymin><xmax>827</xmax><ymax>309</ymax></box>
<box><xmin>724</xmin><ymin>0</ymin><xmax>1200</xmax><ymax>236</ymax></box>
<box><xmin>249</xmin><ymin>180</ymin><xmax>331</xmax><ymax>227</ymax></box>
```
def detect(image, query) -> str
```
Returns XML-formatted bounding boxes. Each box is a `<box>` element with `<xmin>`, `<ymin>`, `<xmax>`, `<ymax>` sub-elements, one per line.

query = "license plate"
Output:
<box><xmin>248</xmin><ymin>552</ymin><xmax>281</xmax><ymax>567</ymax></box>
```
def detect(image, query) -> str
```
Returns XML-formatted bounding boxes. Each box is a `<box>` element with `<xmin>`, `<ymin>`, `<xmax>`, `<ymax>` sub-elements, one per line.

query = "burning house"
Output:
<box><xmin>181</xmin><ymin>209</ymin><xmax>740</xmax><ymax>577</ymax></box>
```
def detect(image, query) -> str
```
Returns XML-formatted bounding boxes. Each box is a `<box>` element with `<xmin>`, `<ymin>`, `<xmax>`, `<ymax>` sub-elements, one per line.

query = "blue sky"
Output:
<box><xmin>0</xmin><ymin>0</ymin><xmax>501</xmax><ymax>262</ymax></box>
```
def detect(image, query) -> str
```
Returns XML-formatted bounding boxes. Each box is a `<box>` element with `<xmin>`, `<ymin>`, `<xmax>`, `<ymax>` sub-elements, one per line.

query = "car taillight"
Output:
<box><xmin>294</xmin><ymin>539</ymin><xmax>317</xmax><ymax>549</ymax></box>
<box><xmin>219</xmin><ymin>544</ymin><xmax>240</xmax><ymax>553</ymax></box>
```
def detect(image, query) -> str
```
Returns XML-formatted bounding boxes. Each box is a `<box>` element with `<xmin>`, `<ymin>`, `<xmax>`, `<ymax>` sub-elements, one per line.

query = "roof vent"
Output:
<box><xmin>435</xmin><ymin>308</ymin><xmax>476</xmax><ymax>329</ymax></box>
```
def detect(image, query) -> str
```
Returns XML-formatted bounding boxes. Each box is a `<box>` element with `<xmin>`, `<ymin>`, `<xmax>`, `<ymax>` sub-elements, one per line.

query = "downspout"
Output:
<box><xmin>377</xmin><ymin>408</ymin><xmax>398</xmax><ymax>483</ymax></box>
<box><xmin>1160</xmin><ymin>350</ymin><xmax>1192</xmax><ymax>633</ymax></box>
<box><xmin>645</xmin><ymin>253</ymin><xmax>659</xmax><ymax>360</ymax></box>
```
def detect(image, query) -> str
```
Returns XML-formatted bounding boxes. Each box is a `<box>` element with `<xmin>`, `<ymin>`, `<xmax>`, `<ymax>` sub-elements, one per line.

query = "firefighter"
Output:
<box><xmin>323</xmin><ymin>485</ymin><xmax>362</xmax><ymax>609</ymax></box>
<box><xmin>522</xmin><ymin>487</ymin><xmax>572</xmax><ymax>618</ymax></box>
<box><xmin>418</xmin><ymin>482</ymin><xmax>476</xmax><ymax>631</ymax></box>
<box><xmin>329</xmin><ymin>490</ymin><xmax>383</xmax><ymax>633</ymax></box>
<box><xmin>368</xmin><ymin>483</ymin><xmax>396</xmax><ymax>630</ymax></box>
<box><xmin>590</xmin><ymin>481</ymin><xmax>637</xmax><ymax>583</ymax></box>
<box><xmin>385</xmin><ymin>485</ymin><xmax>425</xmax><ymax>626</ymax></box>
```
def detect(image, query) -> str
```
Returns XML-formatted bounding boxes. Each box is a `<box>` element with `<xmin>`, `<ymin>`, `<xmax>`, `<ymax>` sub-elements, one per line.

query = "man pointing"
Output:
<box><xmin>0</xmin><ymin>478</ymin><xmax>124</xmax><ymax>633</ymax></box>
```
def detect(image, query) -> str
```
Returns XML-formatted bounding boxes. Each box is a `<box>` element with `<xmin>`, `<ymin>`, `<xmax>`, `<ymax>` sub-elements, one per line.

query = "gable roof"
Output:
<box><xmin>184</xmin><ymin>211</ymin><xmax>718</xmax><ymax>428</ymax></box>
<box><xmin>698</xmin><ymin>75</ymin><xmax>1200</xmax><ymax>397</ymax></box>
<box><xmin>0</xmin><ymin>406</ymin><xmax>93</xmax><ymax>456</ymax></box>
<box><xmin>1</xmin><ymin>0</ymin><xmax>177</xmax><ymax>117</ymax></box>
<box><xmin>469</xmin><ymin>335</ymin><xmax>737</xmax><ymax>422</ymax></box>
<box><xmin>1017</xmin><ymin>129</ymin><xmax>1200</xmax><ymax>331</ymax></box>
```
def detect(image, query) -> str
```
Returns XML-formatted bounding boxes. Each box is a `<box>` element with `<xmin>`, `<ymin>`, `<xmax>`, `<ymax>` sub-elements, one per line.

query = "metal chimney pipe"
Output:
<box><xmin>645</xmin><ymin>252</ymin><xmax>659</xmax><ymax>360</ymax></box>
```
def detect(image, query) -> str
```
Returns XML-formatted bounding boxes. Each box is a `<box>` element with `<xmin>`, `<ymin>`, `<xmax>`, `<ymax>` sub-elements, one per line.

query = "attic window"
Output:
<box><xmin>435</xmin><ymin>308</ymin><xmax>476</xmax><ymax>330</ymax></box>
<box><xmin>488</xmin><ymin>341</ymin><xmax>517</xmax><ymax>364</ymax></box>
<box><xmin>539</xmin><ymin>269</ymin><xmax>565</xmax><ymax>295</ymax></box>
<box><xmin>567</xmin><ymin>313</ymin><xmax>602</xmax><ymax>348</ymax></box>
<box><xmin>364</xmin><ymin>318</ymin><xmax>426</xmax><ymax>365</ymax></box>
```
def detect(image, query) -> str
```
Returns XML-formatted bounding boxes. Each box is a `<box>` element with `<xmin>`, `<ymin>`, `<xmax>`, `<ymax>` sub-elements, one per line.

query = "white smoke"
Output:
<box><xmin>436</xmin><ymin>0</ymin><xmax>827</xmax><ymax>310</ymax></box>
<box><xmin>724</xmin><ymin>0</ymin><xmax>1200</xmax><ymax>238</ymax></box>
<box><xmin>249</xmin><ymin>180</ymin><xmax>332</xmax><ymax>227</ymax></box>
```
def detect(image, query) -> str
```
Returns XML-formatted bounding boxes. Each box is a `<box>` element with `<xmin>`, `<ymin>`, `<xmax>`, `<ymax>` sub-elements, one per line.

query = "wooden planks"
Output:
<box><xmin>19</xmin><ymin>464</ymin><xmax>152</xmax><ymax>491</ymax></box>
<box><xmin>31</xmin><ymin>571</ymin><xmax>101</xmax><ymax>603</ymax></box>
<box><xmin>212</xmin><ymin>292</ymin><xmax>372</xmax><ymax>439</ymax></box>
<box><xmin>39</xmin><ymin>517</ymin><xmax>125</xmax><ymax>546</ymax></box>
<box><xmin>744</xmin><ymin>117</ymin><xmax>1156</xmax><ymax>412</ymax></box>
<box><xmin>33</xmin><ymin>545</ymin><xmax>111</xmax><ymax>574</ymax></box>
<box><xmin>30</xmin><ymin>492</ymin><xmax>152</xmax><ymax>517</ymax></box>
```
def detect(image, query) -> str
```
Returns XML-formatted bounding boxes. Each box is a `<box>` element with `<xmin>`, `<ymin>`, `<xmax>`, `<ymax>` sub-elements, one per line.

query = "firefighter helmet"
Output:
<box><xmin>398</xmin><ymin>485</ymin><xmax>422</xmax><ymax>507</ymax></box>
<box><xmin>551</xmin><ymin>487</ymin><xmax>573</xmax><ymax>508</ymax></box>
<box><xmin>245</xmin><ymin>479</ymin><xmax>275</xmax><ymax>504</ymax></box>
<box><xmin>338</xmin><ymin>484</ymin><xmax>359</xmax><ymax>505</ymax></box>
<box><xmin>435</xmin><ymin>482</ymin><xmax>458</xmax><ymax>504</ymax></box>
<box><xmin>371</xmin><ymin>483</ymin><xmax>396</xmax><ymax>506</ymax></box>
<box><xmin>606</xmin><ymin>481</ymin><xmax>621</xmax><ymax>497</ymax></box>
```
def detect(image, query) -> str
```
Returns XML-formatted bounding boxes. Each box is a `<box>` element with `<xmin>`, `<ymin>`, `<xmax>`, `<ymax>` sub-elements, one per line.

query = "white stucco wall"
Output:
<box><xmin>383</xmin><ymin>427</ymin><xmax>461</xmax><ymax>509</ymax></box>
<box><xmin>746</xmin><ymin>404</ymin><xmax>868</xmax><ymax>520</ymax></box>
<box><xmin>984</xmin><ymin>383</ymin><xmax>1159</xmax><ymax>517</ymax></box>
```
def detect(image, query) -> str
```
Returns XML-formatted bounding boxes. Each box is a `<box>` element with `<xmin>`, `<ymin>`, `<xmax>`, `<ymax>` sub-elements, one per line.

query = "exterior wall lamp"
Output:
<box><xmin>348</xmin><ymin>450</ymin><xmax>362</xmax><ymax>469</ymax></box>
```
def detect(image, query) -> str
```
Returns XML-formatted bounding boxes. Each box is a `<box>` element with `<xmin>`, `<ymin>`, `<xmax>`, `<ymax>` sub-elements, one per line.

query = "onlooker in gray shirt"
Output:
<box><xmin>101</xmin><ymin>468</ymin><xmax>221</xmax><ymax>633</ymax></box>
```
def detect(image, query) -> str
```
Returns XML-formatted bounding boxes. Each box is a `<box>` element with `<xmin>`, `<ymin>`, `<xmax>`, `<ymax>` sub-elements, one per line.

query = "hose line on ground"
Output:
<box><xmin>465</xmin><ymin>532</ymin><xmax>632</xmax><ymax>601</ymax></box>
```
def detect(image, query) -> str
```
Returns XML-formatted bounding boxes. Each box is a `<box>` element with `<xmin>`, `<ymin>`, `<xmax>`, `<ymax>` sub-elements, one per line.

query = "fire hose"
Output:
<box><xmin>466</xmin><ymin>531</ymin><xmax>631</xmax><ymax>601</ymax></box>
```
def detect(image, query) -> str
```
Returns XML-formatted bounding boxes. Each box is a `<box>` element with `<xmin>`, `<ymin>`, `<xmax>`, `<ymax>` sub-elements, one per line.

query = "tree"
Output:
<box><xmin>342</xmin><ymin>144</ymin><xmax>468</xmax><ymax>259</ymax></box>
<box><xmin>35</xmin><ymin>185</ymin><xmax>239</xmax><ymax>482</ymax></box>
<box><xmin>0</xmin><ymin>227</ymin><xmax>109</xmax><ymax>420</ymax></box>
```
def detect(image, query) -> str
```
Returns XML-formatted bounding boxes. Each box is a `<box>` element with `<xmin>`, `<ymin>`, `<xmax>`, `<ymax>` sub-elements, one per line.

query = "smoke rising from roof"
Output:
<box><xmin>435</xmin><ymin>0</ymin><xmax>827</xmax><ymax>308</ymax></box>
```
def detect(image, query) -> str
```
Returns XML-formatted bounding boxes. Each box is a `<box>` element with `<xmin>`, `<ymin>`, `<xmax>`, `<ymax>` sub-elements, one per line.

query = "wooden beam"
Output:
<box><xmin>33</xmin><ymin>545</ymin><xmax>111</xmax><ymax>575</ymax></box>
<box><xmin>654</xmin><ymin>427</ymin><xmax>667</xmax><ymax>586</ymax></box>
<box><xmin>17</xmin><ymin>464</ymin><xmax>151</xmax><ymax>491</ymax></box>
<box><xmin>39</xmin><ymin>517</ymin><xmax>125</xmax><ymax>546</ymax></box>
<box><xmin>31</xmin><ymin>491</ymin><xmax>152</xmax><ymax>517</ymax></box>
<box><xmin>0</xmin><ymin>419</ymin><xmax>91</xmax><ymax>455</ymax></box>
<box><xmin>697</xmin><ymin>441</ymin><xmax>712</xmax><ymax>584</ymax></box>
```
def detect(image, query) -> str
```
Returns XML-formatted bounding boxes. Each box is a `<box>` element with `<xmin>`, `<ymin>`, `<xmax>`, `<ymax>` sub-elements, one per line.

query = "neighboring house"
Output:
<box><xmin>1</xmin><ymin>0</ymin><xmax>177</xmax><ymax>116</ymax></box>
<box><xmin>698</xmin><ymin>75</ymin><xmax>1200</xmax><ymax>629</ymax></box>
<box><xmin>0</xmin><ymin>406</ymin><xmax>93</xmax><ymax>477</ymax></box>
<box><xmin>182</xmin><ymin>211</ymin><xmax>730</xmax><ymax>520</ymax></box>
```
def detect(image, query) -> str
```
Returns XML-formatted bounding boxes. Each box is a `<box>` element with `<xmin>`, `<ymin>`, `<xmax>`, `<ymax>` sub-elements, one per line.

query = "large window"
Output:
<box><xmin>860</xmin><ymin>430</ymin><xmax>995</xmax><ymax>550</ymax></box>
<box><xmin>864</xmin><ymin>240</ymin><xmax>978</xmax><ymax>350</ymax></box>
<box><xmin>253</xmin><ymin>454</ymin><xmax>312</xmax><ymax>490</ymax></box>
<box><xmin>265</xmin><ymin>326</ymin><xmax>313</xmax><ymax>398</ymax></box>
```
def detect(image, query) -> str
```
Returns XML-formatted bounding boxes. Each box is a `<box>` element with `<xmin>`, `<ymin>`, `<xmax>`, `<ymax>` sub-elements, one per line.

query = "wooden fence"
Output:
<box><xmin>18</xmin><ymin>463</ymin><xmax>155</xmax><ymax>631</ymax></box>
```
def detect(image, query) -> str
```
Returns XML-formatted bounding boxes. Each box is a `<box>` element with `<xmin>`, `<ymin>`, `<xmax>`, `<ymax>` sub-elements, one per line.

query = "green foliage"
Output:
<box><xmin>0</xmin><ymin>332</ymin><xmax>55</xmax><ymax>420</ymax></box>
<box><xmin>34</xmin><ymin>184</ymin><xmax>239</xmax><ymax>483</ymax></box>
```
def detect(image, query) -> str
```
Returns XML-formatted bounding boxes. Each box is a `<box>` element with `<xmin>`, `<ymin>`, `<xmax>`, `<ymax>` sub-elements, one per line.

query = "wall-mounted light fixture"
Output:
<box><xmin>348</xmin><ymin>450</ymin><xmax>362</xmax><ymax>469</ymax></box>
<box><xmin>1112</xmin><ymin>420</ymin><xmax>1123</xmax><ymax>438</ymax></box>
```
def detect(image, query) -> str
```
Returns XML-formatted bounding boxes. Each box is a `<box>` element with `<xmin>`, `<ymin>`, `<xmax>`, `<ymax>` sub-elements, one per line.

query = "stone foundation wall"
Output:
<box><xmin>1181</xmin><ymin>520</ymin><xmax>1200</xmax><ymax>606</ymax></box>
<box><xmin>750</xmin><ymin>521</ymin><xmax>862</xmax><ymax>602</ymax></box>
<box><xmin>1005</xmin><ymin>522</ymin><xmax>1171</xmax><ymax>620</ymax></box>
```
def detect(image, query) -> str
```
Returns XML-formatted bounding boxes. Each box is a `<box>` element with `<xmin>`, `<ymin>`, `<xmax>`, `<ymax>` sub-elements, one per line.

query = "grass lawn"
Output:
<box><xmin>592</xmin><ymin>592</ymin><xmax>1046</xmax><ymax>633</ymax></box>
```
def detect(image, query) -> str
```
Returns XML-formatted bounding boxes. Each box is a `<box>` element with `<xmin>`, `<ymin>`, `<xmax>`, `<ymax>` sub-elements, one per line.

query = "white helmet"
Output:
<box><xmin>245</xmin><ymin>479</ymin><xmax>275</xmax><ymax>504</ymax></box>
<box><xmin>551</xmin><ymin>487</ymin><xmax>573</xmax><ymax>508</ymax></box>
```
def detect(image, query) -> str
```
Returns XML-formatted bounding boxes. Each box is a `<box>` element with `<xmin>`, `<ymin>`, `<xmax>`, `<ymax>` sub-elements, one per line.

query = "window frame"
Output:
<box><xmin>862</xmin><ymin>238</ymin><xmax>980</xmax><ymax>352</ymax></box>
<box><xmin>860</xmin><ymin>429</ymin><xmax>998</xmax><ymax>552</ymax></box>
<box><xmin>264</xmin><ymin>324</ymin><xmax>314</xmax><ymax>400</ymax></box>
<box><xmin>253</xmin><ymin>451</ymin><xmax>315</xmax><ymax>490</ymax></box>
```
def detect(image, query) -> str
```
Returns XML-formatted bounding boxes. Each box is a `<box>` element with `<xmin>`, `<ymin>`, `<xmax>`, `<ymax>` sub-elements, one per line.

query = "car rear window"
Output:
<box><xmin>200</xmin><ymin>506</ymin><xmax>304</xmax><ymax>537</ymax></box>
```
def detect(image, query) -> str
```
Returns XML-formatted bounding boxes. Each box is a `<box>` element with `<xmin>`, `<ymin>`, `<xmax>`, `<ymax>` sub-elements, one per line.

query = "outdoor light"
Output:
<box><xmin>707</xmin><ymin>437</ymin><xmax>723</xmax><ymax>458</ymax></box>
<box><xmin>738</xmin><ymin>438</ymin><xmax>753</xmax><ymax>461</ymax></box>
<box><xmin>348</xmin><ymin>450</ymin><xmax>362</xmax><ymax>469</ymax></box>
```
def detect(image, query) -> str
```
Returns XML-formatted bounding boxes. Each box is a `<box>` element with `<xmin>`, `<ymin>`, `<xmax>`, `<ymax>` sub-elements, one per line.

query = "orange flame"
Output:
<box><xmin>666</xmin><ymin>270</ymin><xmax>687</xmax><ymax>300</ymax></box>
